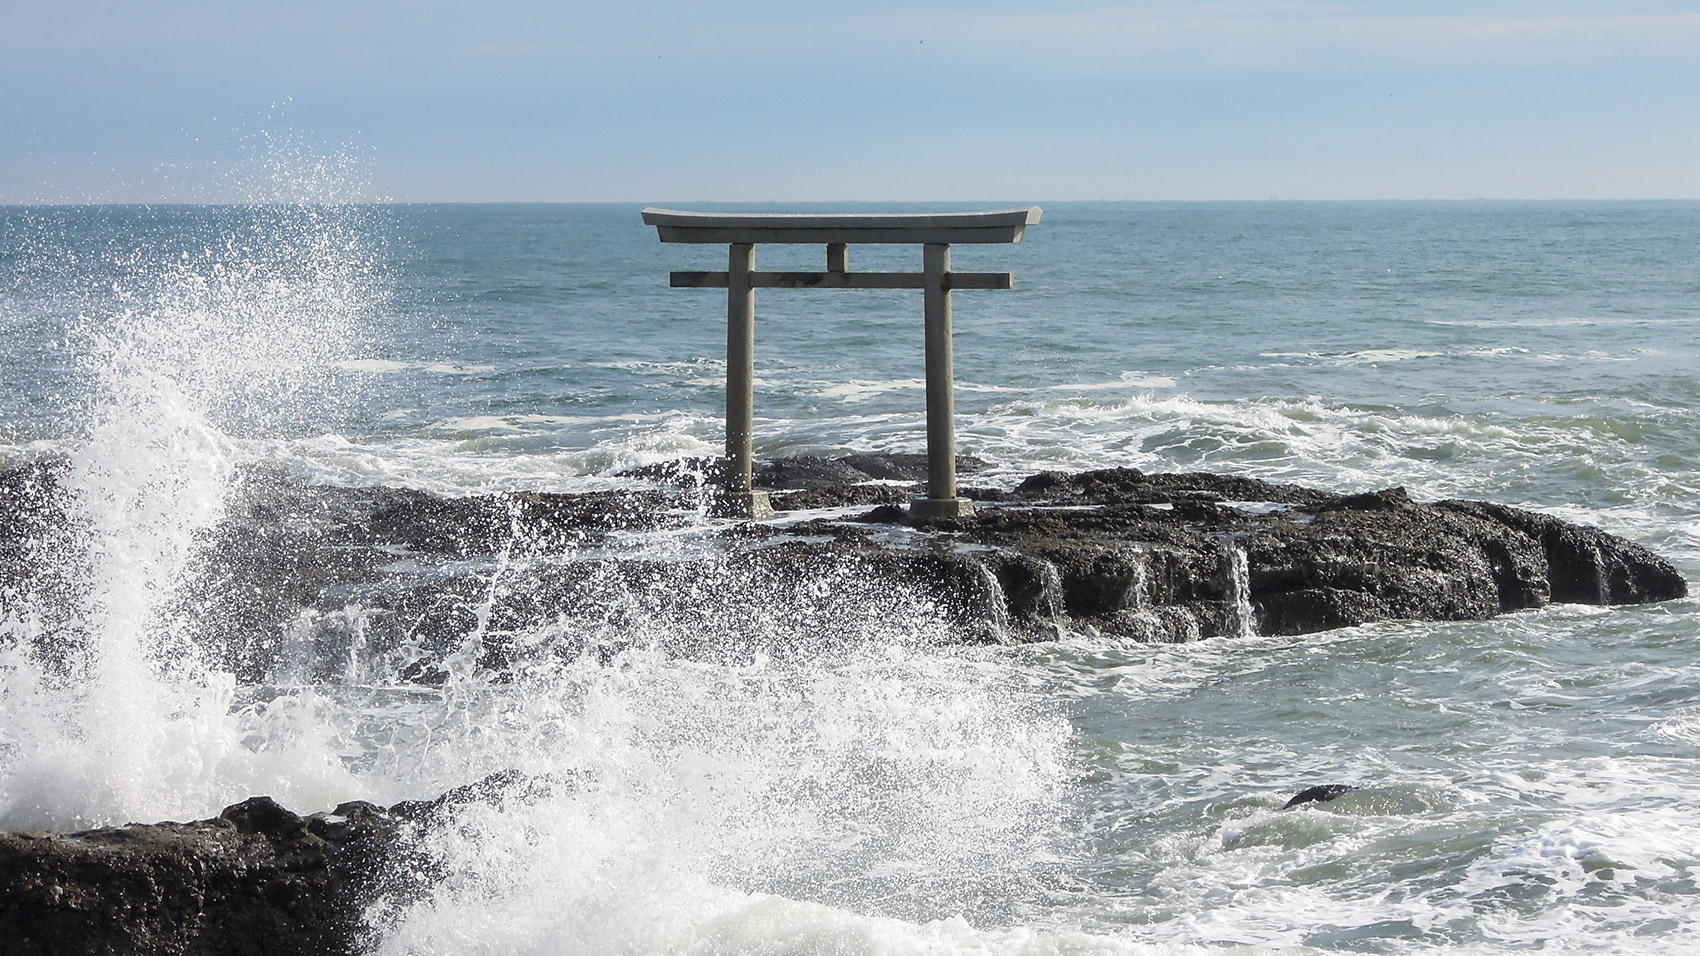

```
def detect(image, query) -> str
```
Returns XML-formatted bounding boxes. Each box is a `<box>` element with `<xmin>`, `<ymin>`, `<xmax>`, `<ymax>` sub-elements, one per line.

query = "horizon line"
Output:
<box><xmin>5</xmin><ymin>196</ymin><xmax>1700</xmax><ymax>209</ymax></box>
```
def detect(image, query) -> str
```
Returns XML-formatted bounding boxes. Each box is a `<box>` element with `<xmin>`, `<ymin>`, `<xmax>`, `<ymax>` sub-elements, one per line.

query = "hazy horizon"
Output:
<box><xmin>7</xmin><ymin>197</ymin><xmax>1700</xmax><ymax>209</ymax></box>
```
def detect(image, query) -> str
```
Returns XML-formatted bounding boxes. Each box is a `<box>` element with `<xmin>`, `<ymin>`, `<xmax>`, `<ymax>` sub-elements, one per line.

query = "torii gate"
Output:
<box><xmin>642</xmin><ymin>206</ymin><xmax>1042</xmax><ymax>519</ymax></box>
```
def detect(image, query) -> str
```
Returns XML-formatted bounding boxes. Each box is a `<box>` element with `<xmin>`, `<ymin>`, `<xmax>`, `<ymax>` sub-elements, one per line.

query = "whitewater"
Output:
<box><xmin>2</xmin><ymin>196</ymin><xmax>1698</xmax><ymax>954</ymax></box>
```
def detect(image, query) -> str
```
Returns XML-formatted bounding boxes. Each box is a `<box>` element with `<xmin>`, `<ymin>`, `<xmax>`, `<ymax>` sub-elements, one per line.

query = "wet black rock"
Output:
<box><xmin>0</xmin><ymin>772</ymin><xmax>573</xmax><ymax>956</ymax></box>
<box><xmin>0</xmin><ymin>796</ymin><xmax>397</xmax><ymax>956</ymax></box>
<box><xmin>0</xmin><ymin>459</ymin><xmax>1686</xmax><ymax>683</ymax></box>
<box><xmin>1284</xmin><ymin>784</ymin><xmax>1358</xmax><ymax>809</ymax></box>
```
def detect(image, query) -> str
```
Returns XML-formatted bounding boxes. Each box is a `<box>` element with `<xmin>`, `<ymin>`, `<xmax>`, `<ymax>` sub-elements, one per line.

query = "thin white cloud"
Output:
<box><xmin>10</xmin><ymin>4</ymin><xmax>1695</xmax><ymax>73</ymax></box>
<box><xmin>480</xmin><ymin>6</ymin><xmax>1700</xmax><ymax>81</ymax></box>
<box><xmin>863</xmin><ymin>9</ymin><xmax>1700</xmax><ymax>71</ymax></box>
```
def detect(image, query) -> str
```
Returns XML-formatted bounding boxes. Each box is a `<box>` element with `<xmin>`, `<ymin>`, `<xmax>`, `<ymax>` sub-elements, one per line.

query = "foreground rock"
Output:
<box><xmin>0</xmin><ymin>457</ymin><xmax>1686</xmax><ymax>682</ymax></box>
<box><xmin>0</xmin><ymin>797</ymin><xmax>395</xmax><ymax>956</ymax></box>
<box><xmin>0</xmin><ymin>772</ymin><xmax>564</xmax><ymax>956</ymax></box>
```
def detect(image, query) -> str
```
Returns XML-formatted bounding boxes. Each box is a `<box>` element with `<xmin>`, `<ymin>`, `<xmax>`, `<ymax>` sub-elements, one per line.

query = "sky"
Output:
<box><xmin>3</xmin><ymin>1</ymin><xmax>1698</xmax><ymax>202</ymax></box>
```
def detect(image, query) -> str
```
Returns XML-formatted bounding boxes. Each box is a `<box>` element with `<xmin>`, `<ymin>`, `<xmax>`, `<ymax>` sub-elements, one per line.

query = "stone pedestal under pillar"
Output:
<box><xmin>908</xmin><ymin>496</ymin><xmax>976</xmax><ymax>520</ymax></box>
<box><xmin>714</xmin><ymin>489</ymin><xmax>774</xmax><ymax>520</ymax></box>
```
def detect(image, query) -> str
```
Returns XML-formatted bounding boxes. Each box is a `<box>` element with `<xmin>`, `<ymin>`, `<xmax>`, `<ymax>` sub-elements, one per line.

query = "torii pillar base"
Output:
<box><xmin>714</xmin><ymin>489</ymin><xmax>774</xmax><ymax>520</ymax></box>
<box><xmin>909</xmin><ymin>497</ymin><xmax>976</xmax><ymax>521</ymax></box>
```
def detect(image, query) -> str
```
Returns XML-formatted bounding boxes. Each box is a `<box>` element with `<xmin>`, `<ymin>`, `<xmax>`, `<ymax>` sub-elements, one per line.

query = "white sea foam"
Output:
<box><xmin>1654</xmin><ymin>707</ymin><xmax>1700</xmax><ymax>746</ymax></box>
<box><xmin>816</xmin><ymin>378</ymin><xmax>926</xmax><ymax>402</ymax></box>
<box><xmin>1262</xmin><ymin>346</ymin><xmax>1534</xmax><ymax>366</ymax></box>
<box><xmin>423</xmin><ymin>362</ymin><xmax>497</xmax><ymax>375</ymax></box>
<box><xmin>333</xmin><ymin>359</ymin><xmax>496</xmax><ymax>376</ymax></box>
<box><xmin>1424</xmin><ymin>315</ymin><xmax>1700</xmax><ymax>329</ymax></box>
<box><xmin>429</xmin><ymin>415</ymin><xmax>530</xmax><ymax>434</ymax></box>
<box><xmin>361</xmin><ymin>598</ymin><xmax>1080</xmax><ymax>955</ymax></box>
<box><xmin>336</xmin><ymin>358</ymin><xmax>413</xmax><ymax>374</ymax></box>
<box><xmin>243</xmin><ymin>422</ymin><xmax>723</xmax><ymax>495</ymax></box>
<box><xmin>384</xmin><ymin>882</ymin><xmax>1229</xmax><ymax>956</ymax></box>
<box><xmin>1453</xmin><ymin>808</ymin><xmax>1700</xmax><ymax>953</ymax></box>
<box><xmin>590</xmin><ymin>358</ymin><xmax>726</xmax><ymax>373</ymax></box>
<box><xmin>1054</xmin><ymin>372</ymin><xmax>1179</xmax><ymax>391</ymax></box>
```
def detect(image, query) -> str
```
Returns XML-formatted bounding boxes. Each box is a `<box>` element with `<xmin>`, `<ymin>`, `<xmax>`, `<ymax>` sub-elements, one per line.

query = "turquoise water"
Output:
<box><xmin>2</xmin><ymin>201</ymin><xmax>1699</xmax><ymax>954</ymax></box>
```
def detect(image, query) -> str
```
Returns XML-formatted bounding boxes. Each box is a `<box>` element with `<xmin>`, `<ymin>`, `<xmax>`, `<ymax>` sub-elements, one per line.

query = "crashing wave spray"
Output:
<box><xmin>365</xmin><ymin>565</ymin><xmax>1077</xmax><ymax>956</ymax></box>
<box><xmin>224</xmin><ymin>494</ymin><xmax>1076</xmax><ymax>952</ymax></box>
<box><xmin>0</xmin><ymin>148</ymin><xmax>384</xmax><ymax>830</ymax></box>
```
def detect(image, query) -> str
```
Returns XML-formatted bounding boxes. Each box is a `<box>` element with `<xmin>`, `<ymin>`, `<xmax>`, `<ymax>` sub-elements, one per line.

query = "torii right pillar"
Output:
<box><xmin>916</xmin><ymin>242</ymin><xmax>969</xmax><ymax>519</ymax></box>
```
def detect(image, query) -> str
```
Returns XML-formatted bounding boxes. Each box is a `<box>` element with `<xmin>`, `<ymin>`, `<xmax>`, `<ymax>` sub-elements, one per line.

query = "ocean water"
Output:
<box><xmin>1</xmin><ymin>198</ymin><xmax>1698</xmax><ymax>955</ymax></box>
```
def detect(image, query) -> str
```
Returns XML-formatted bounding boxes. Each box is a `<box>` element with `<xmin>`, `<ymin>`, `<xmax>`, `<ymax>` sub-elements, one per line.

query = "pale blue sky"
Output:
<box><xmin>3</xmin><ymin>1</ymin><xmax>1698</xmax><ymax>202</ymax></box>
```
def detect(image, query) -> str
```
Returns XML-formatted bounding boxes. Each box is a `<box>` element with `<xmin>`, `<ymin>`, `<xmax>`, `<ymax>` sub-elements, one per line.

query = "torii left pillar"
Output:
<box><xmin>723</xmin><ymin>242</ymin><xmax>765</xmax><ymax>518</ymax></box>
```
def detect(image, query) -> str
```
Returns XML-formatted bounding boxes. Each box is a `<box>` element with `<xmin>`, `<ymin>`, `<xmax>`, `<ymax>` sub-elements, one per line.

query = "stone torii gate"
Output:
<box><xmin>642</xmin><ymin>206</ymin><xmax>1042</xmax><ymax>519</ymax></box>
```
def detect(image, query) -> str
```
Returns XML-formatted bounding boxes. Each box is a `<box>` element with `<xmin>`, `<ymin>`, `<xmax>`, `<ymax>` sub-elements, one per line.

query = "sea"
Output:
<box><xmin>2</xmin><ymin>196</ymin><xmax>1698</xmax><ymax>955</ymax></box>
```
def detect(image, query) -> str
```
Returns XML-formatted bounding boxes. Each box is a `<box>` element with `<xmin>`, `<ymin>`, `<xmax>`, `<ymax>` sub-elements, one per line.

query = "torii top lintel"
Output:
<box><xmin>641</xmin><ymin>207</ymin><xmax>1042</xmax><ymax>245</ymax></box>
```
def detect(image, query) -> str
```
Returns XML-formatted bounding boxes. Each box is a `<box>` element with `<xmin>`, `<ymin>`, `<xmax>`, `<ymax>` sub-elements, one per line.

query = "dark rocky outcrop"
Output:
<box><xmin>0</xmin><ymin>772</ymin><xmax>578</xmax><ymax>956</ymax></box>
<box><xmin>0</xmin><ymin>457</ymin><xmax>1687</xmax><ymax>684</ymax></box>
<box><xmin>0</xmin><ymin>796</ymin><xmax>396</xmax><ymax>956</ymax></box>
<box><xmin>0</xmin><ymin>457</ymin><xmax>1691</xmax><ymax>953</ymax></box>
